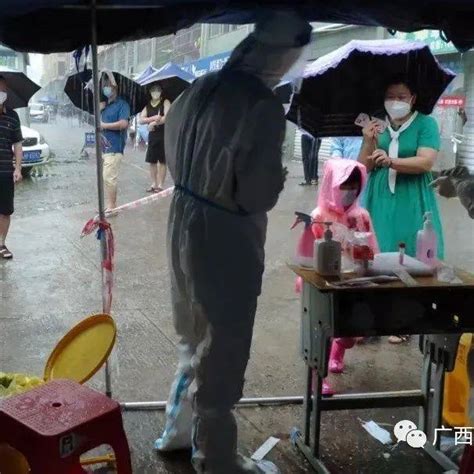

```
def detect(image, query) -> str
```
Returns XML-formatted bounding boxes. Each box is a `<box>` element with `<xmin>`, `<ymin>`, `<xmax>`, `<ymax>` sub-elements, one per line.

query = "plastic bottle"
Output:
<box><xmin>416</xmin><ymin>212</ymin><xmax>438</xmax><ymax>266</ymax></box>
<box><xmin>313</xmin><ymin>222</ymin><xmax>342</xmax><ymax>276</ymax></box>
<box><xmin>291</xmin><ymin>212</ymin><xmax>315</xmax><ymax>268</ymax></box>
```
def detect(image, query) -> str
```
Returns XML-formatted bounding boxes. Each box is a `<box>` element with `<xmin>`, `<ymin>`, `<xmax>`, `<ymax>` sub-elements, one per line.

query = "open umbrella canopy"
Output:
<box><xmin>64</xmin><ymin>69</ymin><xmax>148</xmax><ymax>116</ymax></box>
<box><xmin>287</xmin><ymin>39</ymin><xmax>456</xmax><ymax>138</ymax></box>
<box><xmin>1</xmin><ymin>1</ymin><xmax>474</xmax><ymax>53</ymax></box>
<box><xmin>0</xmin><ymin>68</ymin><xmax>41</xmax><ymax>109</ymax></box>
<box><xmin>141</xmin><ymin>62</ymin><xmax>195</xmax><ymax>101</ymax></box>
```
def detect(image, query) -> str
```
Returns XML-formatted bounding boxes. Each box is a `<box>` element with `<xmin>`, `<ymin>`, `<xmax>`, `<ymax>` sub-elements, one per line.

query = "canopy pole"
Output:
<box><xmin>91</xmin><ymin>0</ymin><xmax>113</xmax><ymax>398</ymax></box>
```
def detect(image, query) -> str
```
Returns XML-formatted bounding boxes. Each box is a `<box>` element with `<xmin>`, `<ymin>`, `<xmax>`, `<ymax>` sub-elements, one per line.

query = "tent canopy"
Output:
<box><xmin>1</xmin><ymin>1</ymin><xmax>474</xmax><ymax>53</ymax></box>
<box><xmin>135</xmin><ymin>65</ymin><xmax>158</xmax><ymax>85</ymax></box>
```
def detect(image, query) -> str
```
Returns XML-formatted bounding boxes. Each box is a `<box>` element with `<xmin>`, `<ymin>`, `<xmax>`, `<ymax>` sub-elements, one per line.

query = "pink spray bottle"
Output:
<box><xmin>291</xmin><ymin>212</ymin><xmax>315</xmax><ymax>268</ymax></box>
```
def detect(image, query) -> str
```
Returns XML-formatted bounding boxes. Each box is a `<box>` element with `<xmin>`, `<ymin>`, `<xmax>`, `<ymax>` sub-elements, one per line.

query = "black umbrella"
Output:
<box><xmin>287</xmin><ymin>39</ymin><xmax>456</xmax><ymax>138</ymax></box>
<box><xmin>64</xmin><ymin>69</ymin><xmax>148</xmax><ymax>116</ymax></box>
<box><xmin>273</xmin><ymin>80</ymin><xmax>293</xmax><ymax>106</ymax></box>
<box><xmin>0</xmin><ymin>68</ymin><xmax>40</xmax><ymax>109</ymax></box>
<box><xmin>140</xmin><ymin>62</ymin><xmax>195</xmax><ymax>102</ymax></box>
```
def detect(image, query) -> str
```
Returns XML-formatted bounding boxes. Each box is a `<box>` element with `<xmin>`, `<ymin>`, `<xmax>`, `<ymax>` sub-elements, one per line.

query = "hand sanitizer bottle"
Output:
<box><xmin>416</xmin><ymin>212</ymin><xmax>438</xmax><ymax>266</ymax></box>
<box><xmin>313</xmin><ymin>222</ymin><xmax>342</xmax><ymax>276</ymax></box>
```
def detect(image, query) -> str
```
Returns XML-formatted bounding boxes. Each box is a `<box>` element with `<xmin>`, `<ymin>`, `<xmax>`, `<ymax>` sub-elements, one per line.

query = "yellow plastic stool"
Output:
<box><xmin>443</xmin><ymin>333</ymin><xmax>473</xmax><ymax>427</ymax></box>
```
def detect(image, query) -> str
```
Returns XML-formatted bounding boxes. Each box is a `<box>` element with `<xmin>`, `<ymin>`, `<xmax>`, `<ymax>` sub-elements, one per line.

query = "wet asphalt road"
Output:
<box><xmin>1</xmin><ymin>117</ymin><xmax>474</xmax><ymax>473</ymax></box>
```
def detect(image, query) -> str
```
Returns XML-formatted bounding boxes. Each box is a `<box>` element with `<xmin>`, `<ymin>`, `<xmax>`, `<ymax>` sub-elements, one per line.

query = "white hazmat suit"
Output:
<box><xmin>157</xmin><ymin>11</ymin><xmax>312</xmax><ymax>474</ymax></box>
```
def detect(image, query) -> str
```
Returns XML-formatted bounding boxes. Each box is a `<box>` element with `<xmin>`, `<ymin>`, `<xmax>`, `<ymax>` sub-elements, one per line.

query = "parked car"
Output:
<box><xmin>20</xmin><ymin>125</ymin><xmax>50</xmax><ymax>177</ymax></box>
<box><xmin>29</xmin><ymin>103</ymin><xmax>49</xmax><ymax>123</ymax></box>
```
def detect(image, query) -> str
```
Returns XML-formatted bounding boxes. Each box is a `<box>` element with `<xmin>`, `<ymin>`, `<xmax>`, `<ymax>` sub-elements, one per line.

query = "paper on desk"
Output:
<box><xmin>251</xmin><ymin>437</ymin><xmax>280</xmax><ymax>462</ymax></box>
<box><xmin>361</xmin><ymin>420</ymin><xmax>393</xmax><ymax>445</ymax></box>
<box><xmin>437</xmin><ymin>264</ymin><xmax>463</xmax><ymax>284</ymax></box>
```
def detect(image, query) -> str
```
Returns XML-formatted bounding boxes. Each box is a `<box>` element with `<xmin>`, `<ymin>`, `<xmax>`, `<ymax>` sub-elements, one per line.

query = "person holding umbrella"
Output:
<box><xmin>99</xmin><ymin>72</ymin><xmax>131</xmax><ymax>210</ymax></box>
<box><xmin>139</xmin><ymin>83</ymin><xmax>170</xmax><ymax>192</ymax></box>
<box><xmin>359</xmin><ymin>75</ymin><xmax>444</xmax><ymax>343</ymax></box>
<box><xmin>0</xmin><ymin>69</ymin><xmax>40</xmax><ymax>260</ymax></box>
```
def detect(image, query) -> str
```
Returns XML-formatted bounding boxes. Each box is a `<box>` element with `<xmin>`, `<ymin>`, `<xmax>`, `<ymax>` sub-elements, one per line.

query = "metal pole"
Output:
<box><xmin>121</xmin><ymin>396</ymin><xmax>304</xmax><ymax>411</ymax></box>
<box><xmin>91</xmin><ymin>0</ymin><xmax>112</xmax><ymax>398</ymax></box>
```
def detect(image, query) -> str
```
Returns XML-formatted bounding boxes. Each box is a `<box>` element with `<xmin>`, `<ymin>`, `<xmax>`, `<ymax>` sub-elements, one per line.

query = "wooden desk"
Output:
<box><xmin>290</xmin><ymin>265</ymin><xmax>474</xmax><ymax>473</ymax></box>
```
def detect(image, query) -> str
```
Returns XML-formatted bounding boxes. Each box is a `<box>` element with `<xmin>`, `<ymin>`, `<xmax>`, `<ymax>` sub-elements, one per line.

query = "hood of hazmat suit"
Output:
<box><xmin>158</xmin><ymin>10</ymin><xmax>311</xmax><ymax>474</ymax></box>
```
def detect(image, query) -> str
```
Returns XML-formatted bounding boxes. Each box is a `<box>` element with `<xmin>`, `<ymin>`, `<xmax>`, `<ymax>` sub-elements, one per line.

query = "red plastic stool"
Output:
<box><xmin>0</xmin><ymin>379</ymin><xmax>132</xmax><ymax>473</ymax></box>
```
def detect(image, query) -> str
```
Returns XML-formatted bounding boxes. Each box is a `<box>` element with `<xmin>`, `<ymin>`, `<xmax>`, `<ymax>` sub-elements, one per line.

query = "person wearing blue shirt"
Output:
<box><xmin>100</xmin><ymin>73</ymin><xmax>130</xmax><ymax>210</ymax></box>
<box><xmin>330</xmin><ymin>136</ymin><xmax>363</xmax><ymax>160</ymax></box>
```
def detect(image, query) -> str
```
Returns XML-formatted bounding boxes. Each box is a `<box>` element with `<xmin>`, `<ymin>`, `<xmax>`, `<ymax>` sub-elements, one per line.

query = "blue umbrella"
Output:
<box><xmin>1</xmin><ymin>1</ymin><xmax>474</xmax><ymax>53</ymax></box>
<box><xmin>141</xmin><ymin>62</ymin><xmax>195</xmax><ymax>101</ymax></box>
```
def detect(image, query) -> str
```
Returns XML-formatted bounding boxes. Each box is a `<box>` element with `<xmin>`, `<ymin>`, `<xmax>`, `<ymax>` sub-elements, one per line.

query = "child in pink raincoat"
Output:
<box><xmin>311</xmin><ymin>159</ymin><xmax>379</xmax><ymax>394</ymax></box>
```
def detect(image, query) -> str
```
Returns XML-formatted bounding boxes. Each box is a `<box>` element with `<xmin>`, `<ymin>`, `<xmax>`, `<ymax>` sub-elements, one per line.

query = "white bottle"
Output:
<box><xmin>416</xmin><ymin>212</ymin><xmax>438</xmax><ymax>266</ymax></box>
<box><xmin>313</xmin><ymin>222</ymin><xmax>342</xmax><ymax>276</ymax></box>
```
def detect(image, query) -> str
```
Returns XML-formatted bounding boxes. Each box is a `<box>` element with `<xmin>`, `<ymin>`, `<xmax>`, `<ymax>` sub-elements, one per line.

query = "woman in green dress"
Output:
<box><xmin>359</xmin><ymin>77</ymin><xmax>444</xmax><ymax>343</ymax></box>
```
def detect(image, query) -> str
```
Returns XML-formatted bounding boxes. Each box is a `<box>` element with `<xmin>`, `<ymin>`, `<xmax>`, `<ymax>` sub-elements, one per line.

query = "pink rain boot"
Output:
<box><xmin>329</xmin><ymin>338</ymin><xmax>356</xmax><ymax>374</ymax></box>
<box><xmin>312</xmin><ymin>369</ymin><xmax>335</xmax><ymax>395</ymax></box>
<box><xmin>322</xmin><ymin>379</ymin><xmax>334</xmax><ymax>395</ymax></box>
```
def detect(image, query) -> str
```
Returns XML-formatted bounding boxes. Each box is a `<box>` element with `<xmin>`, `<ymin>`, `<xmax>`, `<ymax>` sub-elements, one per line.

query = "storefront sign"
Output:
<box><xmin>437</xmin><ymin>96</ymin><xmax>465</xmax><ymax>107</ymax></box>
<box><xmin>182</xmin><ymin>51</ymin><xmax>231</xmax><ymax>77</ymax></box>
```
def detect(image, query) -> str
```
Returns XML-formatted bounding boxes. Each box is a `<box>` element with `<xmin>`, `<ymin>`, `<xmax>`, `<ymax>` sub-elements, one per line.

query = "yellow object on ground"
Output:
<box><xmin>443</xmin><ymin>333</ymin><xmax>473</xmax><ymax>427</ymax></box>
<box><xmin>0</xmin><ymin>313</ymin><xmax>116</xmax><ymax>400</ymax></box>
<box><xmin>0</xmin><ymin>373</ymin><xmax>44</xmax><ymax>398</ymax></box>
<box><xmin>44</xmin><ymin>313</ymin><xmax>117</xmax><ymax>384</ymax></box>
<box><xmin>0</xmin><ymin>444</ymin><xmax>30</xmax><ymax>474</ymax></box>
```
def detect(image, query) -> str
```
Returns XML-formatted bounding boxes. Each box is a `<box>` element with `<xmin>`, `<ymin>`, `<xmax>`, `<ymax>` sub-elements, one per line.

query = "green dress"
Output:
<box><xmin>363</xmin><ymin>113</ymin><xmax>444</xmax><ymax>258</ymax></box>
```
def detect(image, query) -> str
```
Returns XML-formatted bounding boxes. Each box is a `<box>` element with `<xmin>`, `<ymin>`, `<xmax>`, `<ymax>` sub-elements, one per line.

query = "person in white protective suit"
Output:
<box><xmin>156</xmin><ymin>11</ymin><xmax>312</xmax><ymax>474</ymax></box>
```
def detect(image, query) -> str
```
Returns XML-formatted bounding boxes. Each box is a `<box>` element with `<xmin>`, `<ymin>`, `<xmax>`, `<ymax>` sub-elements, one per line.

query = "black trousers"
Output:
<box><xmin>301</xmin><ymin>134</ymin><xmax>321</xmax><ymax>183</ymax></box>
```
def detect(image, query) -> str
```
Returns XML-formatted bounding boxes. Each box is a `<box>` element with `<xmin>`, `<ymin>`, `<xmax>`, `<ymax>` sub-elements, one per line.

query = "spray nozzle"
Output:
<box><xmin>291</xmin><ymin>212</ymin><xmax>312</xmax><ymax>229</ymax></box>
<box><xmin>424</xmin><ymin>212</ymin><xmax>433</xmax><ymax>221</ymax></box>
<box><xmin>313</xmin><ymin>221</ymin><xmax>334</xmax><ymax>240</ymax></box>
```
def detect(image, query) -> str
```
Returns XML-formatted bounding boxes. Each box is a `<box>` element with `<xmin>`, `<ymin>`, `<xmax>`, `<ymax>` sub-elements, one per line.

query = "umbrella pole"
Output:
<box><xmin>91</xmin><ymin>0</ymin><xmax>113</xmax><ymax>398</ymax></box>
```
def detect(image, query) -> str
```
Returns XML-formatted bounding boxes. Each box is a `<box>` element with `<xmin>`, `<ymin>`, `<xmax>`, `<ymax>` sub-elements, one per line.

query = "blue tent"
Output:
<box><xmin>142</xmin><ymin>62</ymin><xmax>195</xmax><ymax>85</ymax></box>
<box><xmin>141</xmin><ymin>62</ymin><xmax>195</xmax><ymax>101</ymax></box>
<box><xmin>1</xmin><ymin>1</ymin><xmax>474</xmax><ymax>53</ymax></box>
<box><xmin>135</xmin><ymin>64</ymin><xmax>158</xmax><ymax>85</ymax></box>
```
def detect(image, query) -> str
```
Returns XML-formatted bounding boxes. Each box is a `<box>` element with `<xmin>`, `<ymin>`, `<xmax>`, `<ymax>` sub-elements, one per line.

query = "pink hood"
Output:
<box><xmin>311</xmin><ymin>159</ymin><xmax>379</xmax><ymax>252</ymax></box>
<box><xmin>316</xmin><ymin>159</ymin><xmax>367</xmax><ymax>215</ymax></box>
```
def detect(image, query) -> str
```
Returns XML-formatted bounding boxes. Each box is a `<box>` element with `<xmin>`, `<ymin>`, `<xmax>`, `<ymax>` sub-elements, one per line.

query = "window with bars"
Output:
<box><xmin>138</xmin><ymin>39</ymin><xmax>152</xmax><ymax>65</ymax></box>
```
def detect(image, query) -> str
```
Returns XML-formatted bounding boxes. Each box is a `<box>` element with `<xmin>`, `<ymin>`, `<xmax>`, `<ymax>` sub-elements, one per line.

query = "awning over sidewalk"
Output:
<box><xmin>1</xmin><ymin>1</ymin><xmax>474</xmax><ymax>54</ymax></box>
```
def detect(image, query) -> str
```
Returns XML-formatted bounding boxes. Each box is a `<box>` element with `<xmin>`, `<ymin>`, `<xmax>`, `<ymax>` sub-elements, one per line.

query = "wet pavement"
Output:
<box><xmin>2</xmin><ymin>117</ymin><xmax>474</xmax><ymax>473</ymax></box>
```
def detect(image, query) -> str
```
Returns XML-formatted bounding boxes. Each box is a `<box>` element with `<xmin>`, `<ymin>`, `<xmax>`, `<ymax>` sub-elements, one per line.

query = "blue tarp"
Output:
<box><xmin>1</xmin><ymin>1</ymin><xmax>474</xmax><ymax>53</ymax></box>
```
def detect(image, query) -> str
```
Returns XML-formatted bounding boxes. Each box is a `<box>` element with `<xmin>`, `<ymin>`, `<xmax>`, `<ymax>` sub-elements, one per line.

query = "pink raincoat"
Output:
<box><xmin>307</xmin><ymin>159</ymin><xmax>380</xmax><ymax>393</ymax></box>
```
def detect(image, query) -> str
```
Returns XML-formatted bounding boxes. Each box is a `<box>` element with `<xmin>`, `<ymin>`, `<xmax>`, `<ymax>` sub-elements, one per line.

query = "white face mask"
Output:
<box><xmin>0</xmin><ymin>91</ymin><xmax>7</xmax><ymax>105</ymax></box>
<box><xmin>341</xmin><ymin>189</ymin><xmax>358</xmax><ymax>207</ymax></box>
<box><xmin>150</xmin><ymin>90</ymin><xmax>161</xmax><ymax>100</ymax></box>
<box><xmin>385</xmin><ymin>100</ymin><xmax>411</xmax><ymax>120</ymax></box>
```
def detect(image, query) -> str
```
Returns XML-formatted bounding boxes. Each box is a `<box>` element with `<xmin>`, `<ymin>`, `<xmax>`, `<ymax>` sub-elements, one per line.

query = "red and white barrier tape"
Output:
<box><xmin>81</xmin><ymin>186</ymin><xmax>174</xmax><ymax>314</ymax></box>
